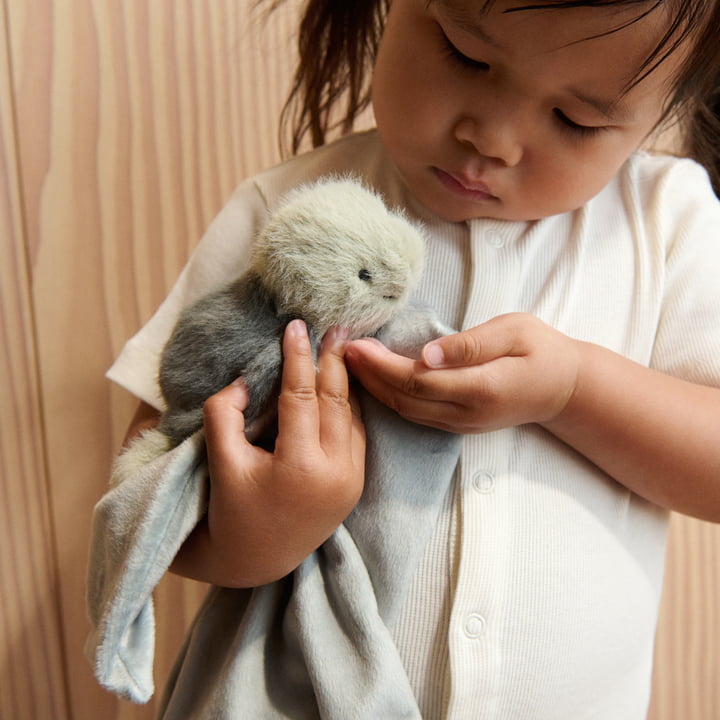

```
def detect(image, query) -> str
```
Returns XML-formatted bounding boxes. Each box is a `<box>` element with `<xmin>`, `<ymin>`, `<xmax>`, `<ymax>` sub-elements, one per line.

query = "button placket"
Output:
<box><xmin>472</xmin><ymin>469</ymin><xmax>495</xmax><ymax>494</ymax></box>
<box><xmin>462</xmin><ymin>220</ymin><xmax>522</xmax><ymax>333</ymax></box>
<box><xmin>463</xmin><ymin>612</ymin><xmax>487</xmax><ymax>639</ymax></box>
<box><xmin>485</xmin><ymin>229</ymin><xmax>505</xmax><ymax>248</ymax></box>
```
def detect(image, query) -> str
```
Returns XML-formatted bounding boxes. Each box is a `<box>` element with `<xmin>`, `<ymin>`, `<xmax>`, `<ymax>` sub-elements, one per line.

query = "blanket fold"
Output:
<box><xmin>87</xmin><ymin>312</ymin><xmax>461</xmax><ymax>718</ymax></box>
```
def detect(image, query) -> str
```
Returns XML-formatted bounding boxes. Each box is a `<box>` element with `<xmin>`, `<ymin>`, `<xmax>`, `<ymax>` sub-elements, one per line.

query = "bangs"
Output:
<box><xmin>479</xmin><ymin>0</ymin><xmax>712</xmax><ymax>94</ymax></box>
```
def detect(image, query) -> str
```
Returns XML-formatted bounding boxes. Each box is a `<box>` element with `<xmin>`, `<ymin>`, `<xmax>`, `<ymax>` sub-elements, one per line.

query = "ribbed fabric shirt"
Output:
<box><xmin>107</xmin><ymin>130</ymin><xmax>720</xmax><ymax>719</ymax></box>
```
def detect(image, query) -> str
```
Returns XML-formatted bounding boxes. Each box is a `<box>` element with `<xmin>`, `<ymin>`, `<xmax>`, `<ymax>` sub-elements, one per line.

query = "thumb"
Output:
<box><xmin>203</xmin><ymin>377</ymin><xmax>254</xmax><ymax>457</ymax></box>
<box><xmin>422</xmin><ymin>318</ymin><xmax>518</xmax><ymax>369</ymax></box>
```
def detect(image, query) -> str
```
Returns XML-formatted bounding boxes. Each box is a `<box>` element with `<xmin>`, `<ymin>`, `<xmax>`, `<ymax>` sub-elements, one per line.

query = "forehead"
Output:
<box><xmin>431</xmin><ymin>0</ymin><xmax>667</xmax><ymax>42</ymax></box>
<box><xmin>431</xmin><ymin>0</ymin><xmax>682</xmax><ymax>85</ymax></box>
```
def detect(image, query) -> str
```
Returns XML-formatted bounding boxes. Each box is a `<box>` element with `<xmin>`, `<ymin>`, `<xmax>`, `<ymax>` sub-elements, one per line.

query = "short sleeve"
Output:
<box><xmin>107</xmin><ymin>178</ymin><xmax>269</xmax><ymax>408</ymax></box>
<box><xmin>650</xmin><ymin>159</ymin><xmax>720</xmax><ymax>387</ymax></box>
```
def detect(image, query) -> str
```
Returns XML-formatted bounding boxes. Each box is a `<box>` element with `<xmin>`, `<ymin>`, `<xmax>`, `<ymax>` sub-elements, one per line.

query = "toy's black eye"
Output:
<box><xmin>358</xmin><ymin>269</ymin><xmax>372</xmax><ymax>282</ymax></box>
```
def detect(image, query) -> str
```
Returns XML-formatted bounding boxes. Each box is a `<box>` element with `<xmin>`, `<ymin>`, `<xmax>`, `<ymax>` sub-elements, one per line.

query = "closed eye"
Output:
<box><xmin>553</xmin><ymin>109</ymin><xmax>605</xmax><ymax>139</ymax></box>
<box><xmin>439</xmin><ymin>27</ymin><xmax>490</xmax><ymax>72</ymax></box>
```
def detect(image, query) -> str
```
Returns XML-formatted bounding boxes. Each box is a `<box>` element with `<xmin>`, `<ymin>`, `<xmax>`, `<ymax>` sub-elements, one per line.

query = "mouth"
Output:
<box><xmin>433</xmin><ymin>167</ymin><xmax>499</xmax><ymax>203</ymax></box>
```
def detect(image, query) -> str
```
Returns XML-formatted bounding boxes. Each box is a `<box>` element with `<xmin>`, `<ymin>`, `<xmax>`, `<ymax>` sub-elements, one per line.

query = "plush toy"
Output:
<box><xmin>157</xmin><ymin>177</ymin><xmax>429</xmax><ymax>446</ymax></box>
<box><xmin>89</xmin><ymin>176</ymin><xmax>463</xmax><ymax>714</ymax></box>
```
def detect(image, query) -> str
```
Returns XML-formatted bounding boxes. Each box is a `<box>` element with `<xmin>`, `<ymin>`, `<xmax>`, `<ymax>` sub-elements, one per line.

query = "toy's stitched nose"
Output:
<box><xmin>381</xmin><ymin>282</ymin><xmax>405</xmax><ymax>300</ymax></box>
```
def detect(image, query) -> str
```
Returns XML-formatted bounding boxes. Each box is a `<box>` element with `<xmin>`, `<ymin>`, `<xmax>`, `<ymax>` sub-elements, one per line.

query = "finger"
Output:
<box><xmin>422</xmin><ymin>314</ymin><xmax>523</xmax><ymax>369</ymax></box>
<box><xmin>203</xmin><ymin>378</ymin><xmax>257</xmax><ymax>470</ymax></box>
<box><xmin>276</xmin><ymin>319</ymin><xmax>321</xmax><ymax>448</ymax></box>
<box><xmin>316</xmin><ymin>326</ymin><xmax>356</xmax><ymax>450</ymax></box>
<box><xmin>346</xmin><ymin>338</ymin><xmax>461</xmax><ymax>421</ymax></box>
<box><xmin>347</xmin><ymin>337</ymin><xmax>494</xmax><ymax>428</ymax></box>
<box><xmin>347</xmin><ymin>389</ymin><xmax>367</xmax><ymax>461</ymax></box>
<box><xmin>319</xmin><ymin>330</ymin><xmax>367</xmax><ymax>471</ymax></box>
<box><xmin>346</xmin><ymin>338</ymin><xmax>435</xmax><ymax>397</ymax></box>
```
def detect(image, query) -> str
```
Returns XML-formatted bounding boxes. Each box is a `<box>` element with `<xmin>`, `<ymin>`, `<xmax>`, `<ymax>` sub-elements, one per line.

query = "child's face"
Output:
<box><xmin>372</xmin><ymin>0</ymin><xmax>685</xmax><ymax>222</ymax></box>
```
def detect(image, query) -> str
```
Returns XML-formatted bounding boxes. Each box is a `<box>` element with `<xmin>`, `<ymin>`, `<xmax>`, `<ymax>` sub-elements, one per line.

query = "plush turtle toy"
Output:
<box><xmin>156</xmin><ymin>177</ymin><xmax>432</xmax><ymax>446</ymax></box>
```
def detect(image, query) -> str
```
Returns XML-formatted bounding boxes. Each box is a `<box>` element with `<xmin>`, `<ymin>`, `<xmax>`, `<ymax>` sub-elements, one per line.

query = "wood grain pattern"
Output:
<box><xmin>1</xmin><ymin>1</ymin><xmax>719</xmax><ymax>718</ymax></box>
<box><xmin>648</xmin><ymin>514</ymin><xmax>720</xmax><ymax>720</ymax></box>
<box><xmin>5</xmin><ymin>1</ymin><xmax>296</xmax><ymax>717</ymax></box>
<box><xmin>0</xmin><ymin>1</ymin><xmax>70</xmax><ymax>717</ymax></box>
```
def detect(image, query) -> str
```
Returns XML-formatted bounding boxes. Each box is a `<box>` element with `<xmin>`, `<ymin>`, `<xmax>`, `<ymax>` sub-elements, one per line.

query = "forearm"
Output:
<box><xmin>169</xmin><ymin>509</ymin><xmax>323</xmax><ymax>589</ymax></box>
<box><xmin>543</xmin><ymin>341</ymin><xmax>720</xmax><ymax>521</ymax></box>
<box><xmin>123</xmin><ymin>401</ymin><xmax>161</xmax><ymax>445</ymax></box>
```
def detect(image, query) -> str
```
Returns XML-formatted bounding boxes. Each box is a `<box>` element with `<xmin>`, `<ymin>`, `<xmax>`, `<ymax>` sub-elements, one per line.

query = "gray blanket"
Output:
<box><xmin>86</xmin><ymin>315</ymin><xmax>461</xmax><ymax>719</ymax></box>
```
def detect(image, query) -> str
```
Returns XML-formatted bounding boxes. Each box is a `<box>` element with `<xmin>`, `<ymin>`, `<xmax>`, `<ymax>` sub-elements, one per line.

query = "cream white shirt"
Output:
<box><xmin>108</xmin><ymin>130</ymin><xmax>720</xmax><ymax>720</ymax></box>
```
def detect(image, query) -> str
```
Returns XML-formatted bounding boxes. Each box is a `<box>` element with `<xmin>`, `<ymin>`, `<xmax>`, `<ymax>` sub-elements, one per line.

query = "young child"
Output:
<box><xmin>93</xmin><ymin>1</ymin><xmax>720</xmax><ymax>718</ymax></box>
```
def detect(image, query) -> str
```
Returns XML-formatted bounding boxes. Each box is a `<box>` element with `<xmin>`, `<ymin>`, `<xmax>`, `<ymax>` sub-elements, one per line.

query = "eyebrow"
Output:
<box><xmin>430</xmin><ymin>0</ymin><xmax>506</xmax><ymax>50</ymax></box>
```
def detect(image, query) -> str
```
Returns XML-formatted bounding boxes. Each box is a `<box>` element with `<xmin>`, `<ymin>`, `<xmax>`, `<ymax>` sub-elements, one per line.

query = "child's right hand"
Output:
<box><xmin>171</xmin><ymin>320</ymin><xmax>366</xmax><ymax>588</ymax></box>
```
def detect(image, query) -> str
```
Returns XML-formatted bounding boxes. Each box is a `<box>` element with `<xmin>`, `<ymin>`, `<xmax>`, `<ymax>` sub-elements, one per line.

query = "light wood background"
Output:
<box><xmin>1</xmin><ymin>1</ymin><xmax>718</xmax><ymax>718</ymax></box>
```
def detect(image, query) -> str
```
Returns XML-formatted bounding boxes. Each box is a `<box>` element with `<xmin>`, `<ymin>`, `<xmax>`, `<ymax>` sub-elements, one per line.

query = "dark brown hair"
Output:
<box><xmin>261</xmin><ymin>0</ymin><xmax>720</xmax><ymax>194</ymax></box>
<box><xmin>259</xmin><ymin>0</ymin><xmax>389</xmax><ymax>152</ymax></box>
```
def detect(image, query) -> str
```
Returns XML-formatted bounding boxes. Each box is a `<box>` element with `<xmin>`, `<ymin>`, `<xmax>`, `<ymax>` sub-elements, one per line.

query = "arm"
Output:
<box><xmin>345</xmin><ymin>313</ymin><xmax>720</xmax><ymax>522</ymax></box>
<box><xmin>122</xmin><ymin>401</ymin><xmax>162</xmax><ymax>446</ymax></box>
<box><xmin>542</xmin><ymin>339</ymin><xmax>720</xmax><ymax>521</ymax></box>
<box><xmin>170</xmin><ymin>320</ymin><xmax>366</xmax><ymax>587</ymax></box>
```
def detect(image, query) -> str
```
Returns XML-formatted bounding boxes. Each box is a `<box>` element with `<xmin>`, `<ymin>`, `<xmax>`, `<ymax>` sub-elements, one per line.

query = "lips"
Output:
<box><xmin>433</xmin><ymin>167</ymin><xmax>499</xmax><ymax>202</ymax></box>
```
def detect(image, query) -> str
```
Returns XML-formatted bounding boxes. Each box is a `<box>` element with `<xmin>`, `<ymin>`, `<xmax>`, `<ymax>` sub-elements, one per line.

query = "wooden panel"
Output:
<box><xmin>648</xmin><ymin>514</ymin><xmax>720</xmax><ymax>720</ymax></box>
<box><xmin>0</xmin><ymin>0</ymin><xmax>70</xmax><ymax>717</ymax></box>
<box><xmin>5</xmin><ymin>0</ymin><xmax>298</xmax><ymax>717</ymax></box>
<box><xmin>2</xmin><ymin>0</ymin><xmax>719</xmax><ymax>718</ymax></box>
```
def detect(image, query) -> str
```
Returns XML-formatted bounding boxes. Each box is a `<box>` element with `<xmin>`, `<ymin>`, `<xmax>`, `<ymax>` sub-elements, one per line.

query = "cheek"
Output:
<box><xmin>374</xmin><ymin>50</ymin><xmax>430</xmax><ymax>116</ymax></box>
<box><xmin>372</xmin><ymin>18</ymin><xmax>457</xmax><ymax>135</ymax></box>
<box><xmin>525</xmin><ymin>145</ymin><xmax>632</xmax><ymax>214</ymax></box>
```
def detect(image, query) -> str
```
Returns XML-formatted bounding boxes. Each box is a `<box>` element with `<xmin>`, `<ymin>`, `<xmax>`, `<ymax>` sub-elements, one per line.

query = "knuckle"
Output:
<box><xmin>446</xmin><ymin>333</ymin><xmax>483</xmax><ymax>366</ymax></box>
<box><xmin>283</xmin><ymin>385</ymin><xmax>317</xmax><ymax>404</ymax></box>
<box><xmin>202</xmin><ymin>393</ymin><xmax>224</xmax><ymax>421</ymax></box>
<box><xmin>399</xmin><ymin>372</ymin><xmax>426</xmax><ymax>398</ymax></box>
<box><xmin>289</xmin><ymin>456</ymin><xmax>362</xmax><ymax>509</ymax></box>
<box><xmin>319</xmin><ymin>387</ymin><xmax>350</xmax><ymax>410</ymax></box>
<box><xmin>290</xmin><ymin>453</ymin><xmax>322</xmax><ymax>478</ymax></box>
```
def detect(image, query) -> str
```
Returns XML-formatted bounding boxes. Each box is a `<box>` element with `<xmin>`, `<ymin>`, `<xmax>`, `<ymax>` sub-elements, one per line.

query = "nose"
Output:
<box><xmin>454</xmin><ymin>112</ymin><xmax>523</xmax><ymax>167</ymax></box>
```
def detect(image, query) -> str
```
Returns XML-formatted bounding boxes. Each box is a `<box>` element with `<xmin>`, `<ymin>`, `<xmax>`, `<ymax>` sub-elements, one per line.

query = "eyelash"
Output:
<box><xmin>438</xmin><ymin>26</ymin><xmax>606</xmax><ymax>141</ymax></box>
<box><xmin>440</xmin><ymin>29</ymin><xmax>489</xmax><ymax>71</ymax></box>
<box><xmin>553</xmin><ymin>109</ymin><xmax>605</xmax><ymax>139</ymax></box>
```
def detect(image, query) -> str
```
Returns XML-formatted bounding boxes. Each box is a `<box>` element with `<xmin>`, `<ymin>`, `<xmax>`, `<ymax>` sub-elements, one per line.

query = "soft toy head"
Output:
<box><xmin>250</xmin><ymin>178</ymin><xmax>426</xmax><ymax>338</ymax></box>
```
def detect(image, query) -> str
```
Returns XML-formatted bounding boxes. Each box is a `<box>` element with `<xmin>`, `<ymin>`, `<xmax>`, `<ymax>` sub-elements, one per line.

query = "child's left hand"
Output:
<box><xmin>344</xmin><ymin>313</ymin><xmax>580</xmax><ymax>434</ymax></box>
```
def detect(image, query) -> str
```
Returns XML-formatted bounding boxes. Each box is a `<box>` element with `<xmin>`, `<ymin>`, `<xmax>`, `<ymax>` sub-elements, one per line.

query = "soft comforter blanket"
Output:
<box><xmin>86</xmin><ymin>319</ymin><xmax>461</xmax><ymax>719</ymax></box>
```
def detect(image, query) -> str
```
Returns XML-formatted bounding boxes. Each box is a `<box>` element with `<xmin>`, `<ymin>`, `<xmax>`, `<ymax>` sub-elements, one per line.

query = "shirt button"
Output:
<box><xmin>463</xmin><ymin>613</ymin><xmax>487</xmax><ymax>639</ymax></box>
<box><xmin>485</xmin><ymin>230</ymin><xmax>505</xmax><ymax>248</ymax></box>
<box><xmin>472</xmin><ymin>470</ymin><xmax>495</xmax><ymax>494</ymax></box>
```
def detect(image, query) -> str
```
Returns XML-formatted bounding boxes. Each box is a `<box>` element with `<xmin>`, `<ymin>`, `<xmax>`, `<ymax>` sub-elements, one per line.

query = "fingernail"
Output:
<box><xmin>230</xmin><ymin>376</ymin><xmax>248</xmax><ymax>392</ymax></box>
<box><xmin>286</xmin><ymin>319</ymin><xmax>308</xmax><ymax>339</ymax></box>
<box><xmin>229</xmin><ymin>377</ymin><xmax>249</xmax><ymax>405</ymax></box>
<box><xmin>323</xmin><ymin>325</ymin><xmax>350</xmax><ymax>348</ymax></box>
<box><xmin>423</xmin><ymin>342</ymin><xmax>445</xmax><ymax>368</ymax></box>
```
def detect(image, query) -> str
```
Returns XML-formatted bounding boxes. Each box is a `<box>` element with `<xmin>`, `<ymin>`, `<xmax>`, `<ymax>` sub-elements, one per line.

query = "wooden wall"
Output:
<box><xmin>0</xmin><ymin>1</ymin><xmax>718</xmax><ymax>718</ymax></box>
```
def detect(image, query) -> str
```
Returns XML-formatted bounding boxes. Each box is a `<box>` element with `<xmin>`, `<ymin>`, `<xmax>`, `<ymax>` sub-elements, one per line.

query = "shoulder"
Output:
<box><xmin>620</xmin><ymin>151</ymin><xmax>719</xmax><ymax>219</ymax></box>
<box><xmin>591</xmin><ymin>152</ymin><xmax>720</xmax><ymax>260</ymax></box>
<box><xmin>249</xmin><ymin>130</ymin><xmax>388</xmax><ymax>210</ymax></box>
<box><xmin>625</xmin><ymin>150</ymin><xmax>712</xmax><ymax>186</ymax></box>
